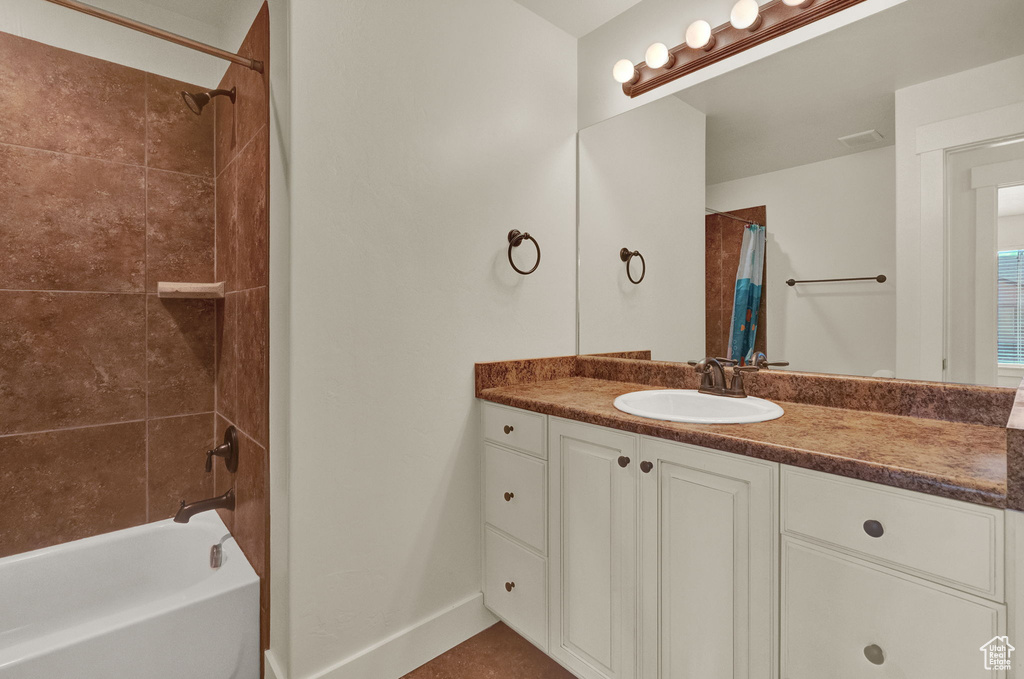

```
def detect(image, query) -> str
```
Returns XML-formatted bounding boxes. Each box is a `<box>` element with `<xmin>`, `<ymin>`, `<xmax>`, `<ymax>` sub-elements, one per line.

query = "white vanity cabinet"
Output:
<box><xmin>481</xmin><ymin>403</ymin><xmax>1011</xmax><ymax>679</ymax></box>
<box><xmin>548</xmin><ymin>418</ymin><xmax>639</xmax><ymax>679</ymax></box>
<box><xmin>481</xmin><ymin>403</ymin><xmax>549</xmax><ymax>649</ymax></box>
<box><xmin>781</xmin><ymin>467</ymin><xmax>1006</xmax><ymax>678</ymax></box>
<box><xmin>639</xmin><ymin>438</ymin><xmax>778</xmax><ymax>679</ymax></box>
<box><xmin>545</xmin><ymin>419</ymin><xmax>777</xmax><ymax>679</ymax></box>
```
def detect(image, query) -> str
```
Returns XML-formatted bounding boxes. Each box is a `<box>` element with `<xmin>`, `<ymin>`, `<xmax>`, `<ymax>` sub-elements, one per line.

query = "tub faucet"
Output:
<box><xmin>174</xmin><ymin>489</ymin><xmax>235</xmax><ymax>523</ymax></box>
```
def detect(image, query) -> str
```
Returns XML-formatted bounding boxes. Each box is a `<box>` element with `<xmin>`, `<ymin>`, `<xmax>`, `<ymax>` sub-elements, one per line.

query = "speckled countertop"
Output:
<box><xmin>479</xmin><ymin>375</ymin><xmax>1008</xmax><ymax>508</ymax></box>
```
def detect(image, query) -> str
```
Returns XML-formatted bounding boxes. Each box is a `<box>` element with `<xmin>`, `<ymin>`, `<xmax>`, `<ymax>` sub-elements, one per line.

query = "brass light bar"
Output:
<box><xmin>623</xmin><ymin>0</ymin><xmax>867</xmax><ymax>98</ymax></box>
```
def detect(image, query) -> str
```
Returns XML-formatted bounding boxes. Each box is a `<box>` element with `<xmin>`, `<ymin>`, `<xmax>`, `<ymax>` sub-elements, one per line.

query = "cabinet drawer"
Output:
<box><xmin>483</xmin><ymin>403</ymin><xmax>546</xmax><ymax>458</ymax></box>
<box><xmin>484</xmin><ymin>528</ymin><xmax>547</xmax><ymax>650</ymax></box>
<box><xmin>782</xmin><ymin>467</ymin><xmax>1003</xmax><ymax>599</ymax></box>
<box><xmin>484</xmin><ymin>444</ymin><xmax>546</xmax><ymax>553</ymax></box>
<box><xmin>783</xmin><ymin>538</ymin><xmax>1004</xmax><ymax>679</ymax></box>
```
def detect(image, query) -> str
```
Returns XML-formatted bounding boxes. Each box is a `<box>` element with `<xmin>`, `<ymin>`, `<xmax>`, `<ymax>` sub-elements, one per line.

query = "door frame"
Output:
<box><xmin>971</xmin><ymin>159</ymin><xmax>1024</xmax><ymax>386</ymax></box>
<box><xmin>914</xmin><ymin>101</ymin><xmax>1024</xmax><ymax>382</ymax></box>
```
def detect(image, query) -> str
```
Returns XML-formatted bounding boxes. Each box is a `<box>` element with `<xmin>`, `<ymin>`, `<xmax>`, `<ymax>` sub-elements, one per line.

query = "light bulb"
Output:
<box><xmin>612</xmin><ymin>59</ymin><xmax>638</xmax><ymax>84</ymax></box>
<box><xmin>645</xmin><ymin>43</ymin><xmax>674</xmax><ymax>69</ymax></box>
<box><xmin>782</xmin><ymin>0</ymin><xmax>814</xmax><ymax>6</ymax></box>
<box><xmin>730</xmin><ymin>0</ymin><xmax>762</xmax><ymax>30</ymax></box>
<box><xmin>685</xmin><ymin>20</ymin><xmax>716</xmax><ymax>51</ymax></box>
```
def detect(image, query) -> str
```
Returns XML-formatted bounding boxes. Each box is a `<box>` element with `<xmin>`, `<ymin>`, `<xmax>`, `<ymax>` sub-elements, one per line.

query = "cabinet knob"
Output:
<box><xmin>505</xmin><ymin>581</ymin><xmax>515</xmax><ymax>592</ymax></box>
<box><xmin>863</xmin><ymin>520</ymin><xmax>884</xmax><ymax>538</ymax></box>
<box><xmin>863</xmin><ymin>644</ymin><xmax>885</xmax><ymax>665</ymax></box>
<box><xmin>503</xmin><ymin>425</ymin><xmax>514</xmax><ymax>435</ymax></box>
<box><xmin>640</xmin><ymin>461</ymin><xmax>653</xmax><ymax>474</ymax></box>
<box><xmin>504</xmin><ymin>492</ymin><xmax>514</xmax><ymax>502</ymax></box>
<box><xmin>618</xmin><ymin>456</ymin><xmax>630</xmax><ymax>468</ymax></box>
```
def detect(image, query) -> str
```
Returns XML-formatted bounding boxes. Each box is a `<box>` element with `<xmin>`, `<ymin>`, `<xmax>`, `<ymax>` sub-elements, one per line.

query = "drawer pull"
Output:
<box><xmin>504</xmin><ymin>492</ymin><xmax>514</xmax><ymax>502</ymax></box>
<box><xmin>618</xmin><ymin>456</ymin><xmax>631</xmax><ymax>468</ymax></box>
<box><xmin>640</xmin><ymin>461</ymin><xmax>653</xmax><ymax>474</ymax></box>
<box><xmin>503</xmin><ymin>425</ymin><xmax>514</xmax><ymax>435</ymax></box>
<box><xmin>505</xmin><ymin>581</ymin><xmax>515</xmax><ymax>592</ymax></box>
<box><xmin>863</xmin><ymin>644</ymin><xmax>885</xmax><ymax>665</ymax></box>
<box><xmin>863</xmin><ymin>520</ymin><xmax>885</xmax><ymax>538</ymax></box>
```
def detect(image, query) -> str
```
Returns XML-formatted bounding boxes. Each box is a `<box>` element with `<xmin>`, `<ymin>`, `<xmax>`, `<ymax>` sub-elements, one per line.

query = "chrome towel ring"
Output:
<box><xmin>620</xmin><ymin>248</ymin><xmax>645</xmax><ymax>284</ymax></box>
<box><xmin>508</xmin><ymin>230</ymin><xmax>541</xmax><ymax>275</ymax></box>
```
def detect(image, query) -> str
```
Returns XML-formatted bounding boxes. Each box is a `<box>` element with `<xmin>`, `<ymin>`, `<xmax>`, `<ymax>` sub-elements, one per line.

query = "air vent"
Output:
<box><xmin>838</xmin><ymin>129</ymin><xmax>884</xmax><ymax>148</ymax></box>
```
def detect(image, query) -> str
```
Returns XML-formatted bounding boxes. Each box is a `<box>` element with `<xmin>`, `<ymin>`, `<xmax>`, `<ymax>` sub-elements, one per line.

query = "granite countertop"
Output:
<box><xmin>479</xmin><ymin>376</ymin><xmax>1007</xmax><ymax>508</ymax></box>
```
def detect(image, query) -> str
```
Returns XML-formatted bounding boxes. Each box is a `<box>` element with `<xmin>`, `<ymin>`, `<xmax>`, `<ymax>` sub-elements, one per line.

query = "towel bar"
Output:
<box><xmin>786</xmin><ymin>275</ymin><xmax>886</xmax><ymax>286</ymax></box>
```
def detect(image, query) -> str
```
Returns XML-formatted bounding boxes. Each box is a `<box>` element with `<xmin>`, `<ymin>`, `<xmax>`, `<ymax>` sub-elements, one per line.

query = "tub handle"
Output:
<box><xmin>206</xmin><ymin>426</ymin><xmax>239</xmax><ymax>473</ymax></box>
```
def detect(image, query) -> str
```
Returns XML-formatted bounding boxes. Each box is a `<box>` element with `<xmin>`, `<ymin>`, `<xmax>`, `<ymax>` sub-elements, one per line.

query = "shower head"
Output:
<box><xmin>180</xmin><ymin>87</ymin><xmax>236</xmax><ymax>116</ymax></box>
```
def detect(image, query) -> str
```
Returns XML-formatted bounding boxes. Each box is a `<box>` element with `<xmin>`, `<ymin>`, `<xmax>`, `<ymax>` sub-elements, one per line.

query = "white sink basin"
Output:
<box><xmin>613</xmin><ymin>389</ymin><xmax>784</xmax><ymax>424</ymax></box>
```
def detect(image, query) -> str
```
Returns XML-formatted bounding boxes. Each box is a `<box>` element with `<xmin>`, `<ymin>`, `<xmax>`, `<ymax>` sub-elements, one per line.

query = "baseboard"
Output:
<box><xmin>305</xmin><ymin>592</ymin><xmax>497</xmax><ymax>679</ymax></box>
<box><xmin>265</xmin><ymin>649</ymin><xmax>286</xmax><ymax>679</ymax></box>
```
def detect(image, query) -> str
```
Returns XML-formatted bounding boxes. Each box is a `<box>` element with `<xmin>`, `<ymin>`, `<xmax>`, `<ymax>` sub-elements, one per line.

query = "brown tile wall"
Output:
<box><xmin>705</xmin><ymin>206</ymin><xmax>767</xmax><ymax>360</ymax></box>
<box><xmin>212</xmin><ymin>2</ymin><xmax>272</xmax><ymax>657</ymax></box>
<box><xmin>0</xmin><ymin>30</ymin><xmax>217</xmax><ymax>556</ymax></box>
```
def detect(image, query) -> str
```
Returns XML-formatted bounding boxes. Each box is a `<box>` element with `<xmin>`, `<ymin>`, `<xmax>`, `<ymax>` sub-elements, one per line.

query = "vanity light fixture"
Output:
<box><xmin>685</xmin><ymin>20</ymin><xmax>716</xmax><ymax>51</ymax></box>
<box><xmin>645</xmin><ymin>42</ymin><xmax>675</xmax><ymax>69</ymax></box>
<box><xmin>730</xmin><ymin>0</ymin><xmax>763</xmax><ymax>31</ymax></box>
<box><xmin>612</xmin><ymin>0</ymin><xmax>867</xmax><ymax>97</ymax></box>
<box><xmin>613</xmin><ymin>58</ymin><xmax>641</xmax><ymax>84</ymax></box>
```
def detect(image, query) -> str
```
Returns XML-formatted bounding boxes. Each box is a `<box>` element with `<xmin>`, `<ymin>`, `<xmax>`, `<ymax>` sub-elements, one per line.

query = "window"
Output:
<box><xmin>998</xmin><ymin>250</ymin><xmax>1024</xmax><ymax>364</ymax></box>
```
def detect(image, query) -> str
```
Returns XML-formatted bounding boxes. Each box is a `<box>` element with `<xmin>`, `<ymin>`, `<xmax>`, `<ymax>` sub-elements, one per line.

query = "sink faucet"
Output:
<box><xmin>689</xmin><ymin>357</ymin><xmax>759</xmax><ymax>398</ymax></box>
<box><xmin>174</xmin><ymin>488</ymin><xmax>234</xmax><ymax>523</ymax></box>
<box><xmin>688</xmin><ymin>357</ymin><xmax>728</xmax><ymax>394</ymax></box>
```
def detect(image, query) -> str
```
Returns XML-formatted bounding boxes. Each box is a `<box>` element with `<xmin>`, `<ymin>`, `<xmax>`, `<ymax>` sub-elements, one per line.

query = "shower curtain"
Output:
<box><xmin>728</xmin><ymin>224</ymin><xmax>766</xmax><ymax>364</ymax></box>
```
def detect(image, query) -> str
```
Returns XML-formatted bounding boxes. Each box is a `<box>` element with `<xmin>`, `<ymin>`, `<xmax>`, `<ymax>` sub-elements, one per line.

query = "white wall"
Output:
<box><xmin>895</xmin><ymin>54</ymin><xmax>1024</xmax><ymax>381</ymax></box>
<box><xmin>576</xmin><ymin>0</ymin><xmax>906</xmax><ymax>130</ymax></box>
<box><xmin>286</xmin><ymin>1</ymin><xmax>577</xmax><ymax>677</ymax></box>
<box><xmin>578</xmin><ymin>96</ymin><xmax>706</xmax><ymax>361</ymax></box>
<box><xmin>0</xmin><ymin>0</ymin><xmax>264</xmax><ymax>86</ymax></box>
<box><xmin>707</xmin><ymin>146</ymin><xmax>897</xmax><ymax>377</ymax></box>
<box><xmin>264</xmin><ymin>0</ymin><xmax>291</xmax><ymax>676</ymax></box>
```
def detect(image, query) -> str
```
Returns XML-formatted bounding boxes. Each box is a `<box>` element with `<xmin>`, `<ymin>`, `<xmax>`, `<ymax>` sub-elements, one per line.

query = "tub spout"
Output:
<box><xmin>174</xmin><ymin>489</ymin><xmax>234</xmax><ymax>523</ymax></box>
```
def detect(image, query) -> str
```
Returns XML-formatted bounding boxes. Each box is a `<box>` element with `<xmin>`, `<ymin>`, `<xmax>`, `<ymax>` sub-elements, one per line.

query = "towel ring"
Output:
<box><xmin>620</xmin><ymin>248</ymin><xmax>645</xmax><ymax>284</ymax></box>
<box><xmin>508</xmin><ymin>230</ymin><xmax>541</xmax><ymax>275</ymax></box>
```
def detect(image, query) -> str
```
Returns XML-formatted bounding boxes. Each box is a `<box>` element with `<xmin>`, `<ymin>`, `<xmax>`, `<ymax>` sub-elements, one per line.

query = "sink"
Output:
<box><xmin>613</xmin><ymin>389</ymin><xmax>784</xmax><ymax>424</ymax></box>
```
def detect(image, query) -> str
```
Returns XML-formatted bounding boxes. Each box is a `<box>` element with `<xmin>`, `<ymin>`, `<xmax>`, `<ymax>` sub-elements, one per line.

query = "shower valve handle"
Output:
<box><xmin>205</xmin><ymin>426</ymin><xmax>239</xmax><ymax>474</ymax></box>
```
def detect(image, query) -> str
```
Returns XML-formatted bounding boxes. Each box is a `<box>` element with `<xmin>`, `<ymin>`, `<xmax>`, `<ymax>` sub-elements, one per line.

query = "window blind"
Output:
<box><xmin>998</xmin><ymin>250</ymin><xmax>1024</xmax><ymax>364</ymax></box>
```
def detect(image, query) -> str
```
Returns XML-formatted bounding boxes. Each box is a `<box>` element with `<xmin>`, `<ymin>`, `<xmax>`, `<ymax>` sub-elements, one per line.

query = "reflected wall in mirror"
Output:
<box><xmin>576</xmin><ymin>0</ymin><xmax>1024</xmax><ymax>386</ymax></box>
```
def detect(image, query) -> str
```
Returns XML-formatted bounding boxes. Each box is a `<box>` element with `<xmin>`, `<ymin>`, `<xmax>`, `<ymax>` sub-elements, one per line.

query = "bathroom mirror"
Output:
<box><xmin>576</xmin><ymin>0</ymin><xmax>1024</xmax><ymax>387</ymax></box>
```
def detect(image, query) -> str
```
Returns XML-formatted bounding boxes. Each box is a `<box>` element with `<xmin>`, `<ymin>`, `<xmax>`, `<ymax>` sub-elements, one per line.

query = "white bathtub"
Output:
<box><xmin>0</xmin><ymin>512</ymin><xmax>260</xmax><ymax>679</ymax></box>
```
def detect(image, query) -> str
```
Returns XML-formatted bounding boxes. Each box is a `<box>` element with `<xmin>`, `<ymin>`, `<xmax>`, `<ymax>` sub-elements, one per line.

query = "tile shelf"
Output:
<box><xmin>156</xmin><ymin>281</ymin><xmax>225</xmax><ymax>299</ymax></box>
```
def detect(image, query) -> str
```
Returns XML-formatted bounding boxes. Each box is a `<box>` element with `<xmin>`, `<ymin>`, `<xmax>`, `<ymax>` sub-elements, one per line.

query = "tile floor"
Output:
<box><xmin>402</xmin><ymin>622</ymin><xmax>575</xmax><ymax>678</ymax></box>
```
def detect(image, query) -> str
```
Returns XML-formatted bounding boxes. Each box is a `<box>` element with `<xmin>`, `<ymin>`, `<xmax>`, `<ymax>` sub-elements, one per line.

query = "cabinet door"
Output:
<box><xmin>549</xmin><ymin>418</ymin><xmax>638</xmax><ymax>679</ymax></box>
<box><xmin>640</xmin><ymin>438</ymin><xmax>778</xmax><ymax>679</ymax></box>
<box><xmin>783</xmin><ymin>537</ymin><xmax>1005</xmax><ymax>678</ymax></box>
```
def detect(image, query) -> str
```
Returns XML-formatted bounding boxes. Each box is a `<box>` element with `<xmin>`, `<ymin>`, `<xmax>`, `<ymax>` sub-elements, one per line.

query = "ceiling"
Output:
<box><xmin>512</xmin><ymin>0</ymin><xmax>644</xmax><ymax>38</ymax></box>
<box><xmin>1002</xmin><ymin>186</ymin><xmax>1024</xmax><ymax>218</ymax></box>
<box><xmin>671</xmin><ymin>0</ymin><xmax>1024</xmax><ymax>184</ymax></box>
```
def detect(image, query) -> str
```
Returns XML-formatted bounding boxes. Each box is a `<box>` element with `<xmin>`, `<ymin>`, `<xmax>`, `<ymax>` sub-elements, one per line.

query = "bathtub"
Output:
<box><xmin>0</xmin><ymin>512</ymin><xmax>260</xmax><ymax>679</ymax></box>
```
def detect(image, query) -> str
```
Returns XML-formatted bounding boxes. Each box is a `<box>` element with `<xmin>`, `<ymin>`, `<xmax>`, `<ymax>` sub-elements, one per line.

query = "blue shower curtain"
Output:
<box><xmin>727</xmin><ymin>224</ymin><xmax>766</xmax><ymax>364</ymax></box>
